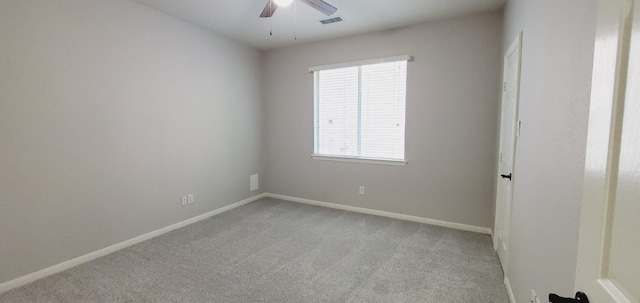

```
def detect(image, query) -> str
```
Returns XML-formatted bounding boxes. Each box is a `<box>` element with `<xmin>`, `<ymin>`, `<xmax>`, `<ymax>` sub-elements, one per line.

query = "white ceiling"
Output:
<box><xmin>133</xmin><ymin>0</ymin><xmax>506</xmax><ymax>50</ymax></box>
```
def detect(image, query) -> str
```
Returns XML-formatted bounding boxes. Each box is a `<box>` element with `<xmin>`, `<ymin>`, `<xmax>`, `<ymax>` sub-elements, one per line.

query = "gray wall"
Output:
<box><xmin>502</xmin><ymin>0</ymin><xmax>597</xmax><ymax>302</ymax></box>
<box><xmin>0</xmin><ymin>0</ymin><xmax>264</xmax><ymax>284</ymax></box>
<box><xmin>2</xmin><ymin>2</ymin><xmax>599</xmax><ymax>296</ymax></box>
<box><xmin>264</xmin><ymin>11</ymin><xmax>503</xmax><ymax>229</ymax></box>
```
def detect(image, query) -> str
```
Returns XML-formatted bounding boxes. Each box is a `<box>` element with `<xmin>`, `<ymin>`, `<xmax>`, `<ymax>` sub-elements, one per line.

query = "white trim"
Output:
<box><xmin>597</xmin><ymin>279</ymin><xmax>633</xmax><ymax>303</ymax></box>
<box><xmin>265</xmin><ymin>193</ymin><xmax>492</xmax><ymax>234</ymax></box>
<box><xmin>308</xmin><ymin>55</ymin><xmax>413</xmax><ymax>72</ymax></box>
<box><xmin>0</xmin><ymin>192</ymin><xmax>492</xmax><ymax>294</ymax></box>
<box><xmin>505</xmin><ymin>276</ymin><xmax>516</xmax><ymax>303</ymax></box>
<box><xmin>0</xmin><ymin>193</ymin><xmax>268</xmax><ymax>294</ymax></box>
<box><xmin>311</xmin><ymin>154</ymin><xmax>407</xmax><ymax>166</ymax></box>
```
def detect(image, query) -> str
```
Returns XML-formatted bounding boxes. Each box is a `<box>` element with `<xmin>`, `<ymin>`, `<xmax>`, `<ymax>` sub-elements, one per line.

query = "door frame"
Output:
<box><xmin>493</xmin><ymin>32</ymin><xmax>523</xmax><ymax>274</ymax></box>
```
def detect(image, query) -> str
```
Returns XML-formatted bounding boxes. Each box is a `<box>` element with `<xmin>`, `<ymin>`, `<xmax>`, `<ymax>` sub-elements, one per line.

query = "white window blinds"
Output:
<box><xmin>312</xmin><ymin>57</ymin><xmax>408</xmax><ymax>162</ymax></box>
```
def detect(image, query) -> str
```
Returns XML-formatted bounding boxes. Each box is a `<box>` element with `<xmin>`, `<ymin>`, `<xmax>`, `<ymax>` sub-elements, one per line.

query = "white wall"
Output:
<box><xmin>0</xmin><ymin>0</ymin><xmax>264</xmax><ymax>284</ymax></box>
<box><xmin>264</xmin><ymin>11</ymin><xmax>503</xmax><ymax>229</ymax></box>
<box><xmin>501</xmin><ymin>1</ymin><xmax>597</xmax><ymax>302</ymax></box>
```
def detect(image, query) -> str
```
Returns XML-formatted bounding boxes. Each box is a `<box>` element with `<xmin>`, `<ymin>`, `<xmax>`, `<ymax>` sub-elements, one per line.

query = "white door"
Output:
<box><xmin>494</xmin><ymin>32</ymin><xmax>522</xmax><ymax>272</ymax></box>
<box><xmin>575</xmin><ymin>0</ymin><xmax>640</xmax><ymax>302</ymax></box>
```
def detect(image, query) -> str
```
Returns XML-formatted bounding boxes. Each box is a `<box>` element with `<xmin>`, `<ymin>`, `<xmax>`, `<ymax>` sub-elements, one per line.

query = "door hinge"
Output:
<box><xmin>503</xmin><ymin>82</ymin><xmax>507</xmax><ymax>92</ymax></box>
<box><xmin>517</xmin><ymin>120</ymin><xmax>522</xmax><ymax>137</ymax></box>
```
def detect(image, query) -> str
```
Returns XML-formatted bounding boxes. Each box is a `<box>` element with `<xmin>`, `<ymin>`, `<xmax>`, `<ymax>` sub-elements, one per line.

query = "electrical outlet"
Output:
<box><xmin>359</xmin><ymin>186</ymin><xmax>365</xmax><ymax>195</ymax></box>
<box><xmin>250</xmin><ymin>174</ymin><xmax>259</xmax><ymax>191</ymax></box>
<box><xmin>181</xmin><ymin>196</ymin><xmax>188</xmax><ymax>206</ymax></box>
<box><xmin>187</xmin><ymin>194</ymin><xmax>194</xmax><ymax>204</ymax></box>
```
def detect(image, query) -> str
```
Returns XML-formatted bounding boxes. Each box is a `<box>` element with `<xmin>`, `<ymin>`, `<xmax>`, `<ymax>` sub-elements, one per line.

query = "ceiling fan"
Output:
<box><xmin>260</xmin><ymin>0</ymin><xmax>338</xmax><ymax>18</ymax></box>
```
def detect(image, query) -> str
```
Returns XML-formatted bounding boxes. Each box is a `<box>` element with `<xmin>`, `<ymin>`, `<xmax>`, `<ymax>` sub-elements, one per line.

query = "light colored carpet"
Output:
<box><xmin>0</xmin><ymin>198</ymin><xmax>508</xmax><ymax>303</ymax></box>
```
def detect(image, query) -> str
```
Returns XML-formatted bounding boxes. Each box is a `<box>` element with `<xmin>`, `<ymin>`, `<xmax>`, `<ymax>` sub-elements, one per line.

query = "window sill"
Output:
<box><xmin>311</xmin><ymin>154</ymin><xmax>407</xmax><ymax>166</ymax></box>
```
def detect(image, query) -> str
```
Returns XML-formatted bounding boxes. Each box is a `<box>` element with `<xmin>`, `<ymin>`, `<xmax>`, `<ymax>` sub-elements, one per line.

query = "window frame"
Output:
<box><xmin>309</xmin><ymin>55</ymin><xmax>412</xmax><ymax>166</ymax></box>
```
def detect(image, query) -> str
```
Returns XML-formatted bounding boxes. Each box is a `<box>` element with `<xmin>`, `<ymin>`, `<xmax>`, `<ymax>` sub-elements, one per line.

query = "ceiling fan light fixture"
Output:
<box><xmin>273</xmin><ymin>0</ymin><xmax>294</xmax><ymax>7</ymax></box>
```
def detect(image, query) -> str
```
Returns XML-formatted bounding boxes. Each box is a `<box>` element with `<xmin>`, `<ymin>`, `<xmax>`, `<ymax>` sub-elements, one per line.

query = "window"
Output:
<box><xmin>311</xmin><ymin>56</ymin><xmax>410</xmax><ymax>164</ymax></box>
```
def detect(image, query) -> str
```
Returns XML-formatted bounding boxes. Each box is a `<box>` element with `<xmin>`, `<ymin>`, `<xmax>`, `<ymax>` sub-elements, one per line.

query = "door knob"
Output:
<box><xmin>549</xmin><ymin>292</ymin><xmax>589</xmax><ymax>303</ymax></box>
<box><xmin>500</xmin><ymin>173</ymin><xmax>512</xmax><ymax>180</ymax></box>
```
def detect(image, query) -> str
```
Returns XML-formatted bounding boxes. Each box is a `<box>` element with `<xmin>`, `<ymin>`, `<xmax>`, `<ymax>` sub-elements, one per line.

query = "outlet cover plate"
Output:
<box><xmin>250</xmin><ymin>174</ymin><xmax>259</xmax><ymax>191</ymax></box>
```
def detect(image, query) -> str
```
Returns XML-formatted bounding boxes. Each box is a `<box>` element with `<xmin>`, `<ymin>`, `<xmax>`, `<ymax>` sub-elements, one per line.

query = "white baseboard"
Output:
<box><xmin>0</xmin><ymin>193</ymin><xmax>267</xmax><ymax>294</ymax></box>
<box><xmin>1</xmin><ymin>192</ymin><xmax>492</xmax><ymax>294</ymax></box>
<box><xmin>505</xmin><ymin>276</ymin><xmax>516</xmax><ymax>303</ymax></box>
<box><xmin>265</xmin><ymin>193</ymin><xmax>492</xmax><ymax>235</ymax></box>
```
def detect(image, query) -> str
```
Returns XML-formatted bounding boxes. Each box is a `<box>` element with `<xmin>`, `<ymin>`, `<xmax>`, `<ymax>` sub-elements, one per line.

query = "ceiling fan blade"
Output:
<box><xmin>260</xmin><ymin>0</ymin><xmax>277</xmax><ymax>18</ymax></box>
<box><xmin>299</xmin><ymin>0</ymin><xmax>338</xmax><ymax>16</ymax></box>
